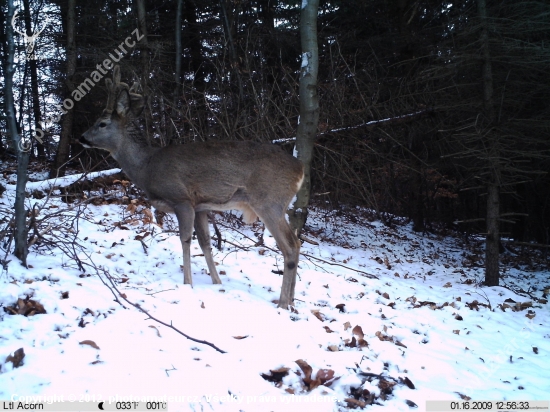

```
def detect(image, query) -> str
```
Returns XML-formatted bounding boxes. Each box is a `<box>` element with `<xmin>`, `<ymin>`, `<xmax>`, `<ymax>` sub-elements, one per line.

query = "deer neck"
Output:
<box><xmin>111</xmin><ymin>126</ymin><xmax>159</xmax><ymax>189</ymax></box>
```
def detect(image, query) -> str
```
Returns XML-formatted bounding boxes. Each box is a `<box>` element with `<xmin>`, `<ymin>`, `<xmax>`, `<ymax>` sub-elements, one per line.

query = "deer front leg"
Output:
<box><xmin>174</xmin><ymin>202</ymin><xmax>195</xmax><ymax>285</ymax></box>
<box><xmin>255</xmin><ymin>208</ymin><xmax>301</xmax><ymax>309</ymax></box>
<box><xmin>194</xmin><ymin>211</ymin><xmax>222</xmax><ymax>284</ymax></box>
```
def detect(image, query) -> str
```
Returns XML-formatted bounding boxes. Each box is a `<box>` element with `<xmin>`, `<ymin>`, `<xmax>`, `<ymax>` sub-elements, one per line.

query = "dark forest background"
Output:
<box><xmin>1</xmin><ymin>1</ymin><xmax>549</xmax><ymax>275</ymax></box>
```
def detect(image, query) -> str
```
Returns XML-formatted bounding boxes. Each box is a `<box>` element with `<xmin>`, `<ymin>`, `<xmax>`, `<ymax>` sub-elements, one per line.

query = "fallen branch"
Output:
<box><xmin>301</xmin><ymin>252</ymin><xmax>379</xmax><ymax>279</ymax></box>
<box><xmin>504</xmin><ymin>240</ymin><xmax>550</xmax><ymax>249</ymax></box>
<box><xmin>214</xmin><ymin>220</ymin><xmax>378</xmax><ymax>279</ymax></box>
<box><xmin>97</xmin><ymin>267</ymin><xmax>227</xmax><ymax>354</ymax></box>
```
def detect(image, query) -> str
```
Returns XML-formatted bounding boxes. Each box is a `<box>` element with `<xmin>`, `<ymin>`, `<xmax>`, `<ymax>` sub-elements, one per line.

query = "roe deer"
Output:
<box><xmin>80</xmin><ymin>66</ymin><xmax>304</xmax><ymax>309</ymax></box>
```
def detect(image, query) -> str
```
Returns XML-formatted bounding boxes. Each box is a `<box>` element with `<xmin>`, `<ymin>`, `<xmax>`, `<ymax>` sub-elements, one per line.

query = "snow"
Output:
<box><xmin>301</xmin><ymin>52</ymin><xmax>309</xmax><ymax>69</ymax></box>
<box><xmin>5</xmin><ymin>168</ymin><xmax>122</xmax><ymax>192</ymax></box>
<box><xmin>0</xmin><ymin>172</ymin><xmax>549</xmax><ymax>411</ymax></box>
<box><xmin>302</xmin><ymin>0</ymin><xmax>308</xmax><ymax>10</ymax></box>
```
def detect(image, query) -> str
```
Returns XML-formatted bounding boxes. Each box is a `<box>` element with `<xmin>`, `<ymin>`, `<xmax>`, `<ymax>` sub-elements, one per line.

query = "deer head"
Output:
<box><xmin>80</xmin><ymin>66</ymin><xmax>144</xmax><ymax>158</ymax></box>
<box><xmin>81</xmin><ymin>66</ymin><xmax>304</xmax><ymax>310</ymax></box>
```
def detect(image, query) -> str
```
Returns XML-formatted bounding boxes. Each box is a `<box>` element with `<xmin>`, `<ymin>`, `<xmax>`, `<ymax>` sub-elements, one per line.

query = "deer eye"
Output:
<box><xmin>99</xmin><ymin>122</ymin><xmax>107</xmax><ymax>128</ymax></box>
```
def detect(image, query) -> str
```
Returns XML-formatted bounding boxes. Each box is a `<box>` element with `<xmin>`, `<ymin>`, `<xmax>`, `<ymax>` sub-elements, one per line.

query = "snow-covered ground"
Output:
<box><xmin>0</xmin><ymin>170</ymin><xmax>548</xmax><ymax>411</ymax></box>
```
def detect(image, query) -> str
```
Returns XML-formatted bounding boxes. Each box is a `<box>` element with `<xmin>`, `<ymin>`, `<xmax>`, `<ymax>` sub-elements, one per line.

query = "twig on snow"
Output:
<box><xmin>97</xmin><ymin>267</ymin><xmax>227</xmax><ymax>354</ymax></box>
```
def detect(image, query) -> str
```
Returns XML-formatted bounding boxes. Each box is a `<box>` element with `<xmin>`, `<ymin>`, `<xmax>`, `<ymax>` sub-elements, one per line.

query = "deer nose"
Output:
<box><xmin>79</xmin><ymin>135</ymin><xmax>92</xmax><ymax>147</ymax></box>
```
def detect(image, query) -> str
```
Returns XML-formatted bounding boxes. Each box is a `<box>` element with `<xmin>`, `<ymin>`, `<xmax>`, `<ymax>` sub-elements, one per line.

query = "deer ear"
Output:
<box><xmin>129</xmin><ymin>93</ymin><xmax>145</xmax><ymax>117</ymax></box>
<box><xmin>115</xmin><ymin>89</ymin><xmax>130</xmax><ymax>117</ymax></box>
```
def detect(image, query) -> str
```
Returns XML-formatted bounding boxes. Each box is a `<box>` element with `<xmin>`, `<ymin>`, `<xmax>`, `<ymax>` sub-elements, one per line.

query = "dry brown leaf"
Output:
<box><xmin>357</xmin><ymin>338</ymin><xmax>369</xmax><ymax>348</ymax></box>
<box><xmin>352</xmin><ymin>325</ymin><xmax>365</xmax><ymax>339</ymax></box>
<box><xmin>310</xmin><ymin>310</ymin><xmax>326</xmax><ymax>322</ymax></box>
<box><xmin>382</xmin><ymin>292</ymin><xmax>390</xmax><ymax>299</ymax></box>
<box><xmin>327</xmin><ymin>345</ymin><xmax>339</xmax><ymax>352</ymax></box>
<box><xmin>345</xmin><ymin>398</ymin><xmax>367</xmax><ymax>408</ymax></box>
<box><xmin>406</xmin><ymin>296</ymin><xmax>417</xmax><ymax>304</ymax></box>
<box><xmin>201</xmin><ymin>302</ymin><xmax>205</xmax><ymax>309</ymax></box>
<box><xmin>260</xmin><ymin>367</ymin><xmax>290</xmax><ymax>383</ymax></box>
<box><xmin>343</xmin><ymin>321</ymin><xmax>352</xmax><ymax>331</ymax></box>
<box><xmin>323</xmin><ymin>326</ymin><xmax>335</xmax><ymax>333</ymax></box>
<box><xmin>79</xmin><ymin>340</ymin><xmax>100</xmax><ymax>350</ymax></box>
<box><xmin>149</xmin><ymin>325</ymin><xmax>161</xmax><ymax>337</ymax></box>
<box><xmin>515</xmin><ymin>301</ymin><xmax>533</xmax><ymax>311</ymax></box>
<box><xmin>346</xmin><ymin>337</ymin><xmax>357</xmax><ymax>348</ymax></box>
<box><xmin>308</xmin><ymin>378</ymin><xmax>322</xmax><ymax>391</ymax></box>
<box><xmin>295</xmin><ymin>359</ymin><xmax>313</xmax><ymax>382</ymax></box>
<box><xmin>232</xmin><ymin>335</ymin><xmax>249</xmax><ymax>340</ymax></box>
<box><xmin>6</xmin><ymin>298</ymin><xmax>47</xmax><ymax>317</ymax></box>
<box><xmin>400</xmin><ymin>376</ymin><xmax>415</xmax><ymax>389</ymax></box>
<box><xmin>5</xmin><ymin>348</ymin><xmax>25</xmax><ymax>368</ymax></box>
<box><xmin>456</xmin><ymin>392</ymin><xmax>471</xmax><ymax>400</ymax></box>
<box><xmin>316</xmin><ymin>369</ymin><xmax>335</xmax><ymax>384</ymax></box>
<box><xmin>453</xmin><ymin>330</ymin><xmax>460</xmax><ymax>335</ymax></box>
<box><xmin>443</xmin><ymin>282</ymin><xmax>453</xmax><ymax>288</ymax></box>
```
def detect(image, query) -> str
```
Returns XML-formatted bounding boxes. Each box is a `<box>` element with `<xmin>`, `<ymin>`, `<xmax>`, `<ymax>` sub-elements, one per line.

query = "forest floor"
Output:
<box><xmin>0</xmin><ymin>165</ymin><xmax>549</xmax><ymax>411</ymax></box>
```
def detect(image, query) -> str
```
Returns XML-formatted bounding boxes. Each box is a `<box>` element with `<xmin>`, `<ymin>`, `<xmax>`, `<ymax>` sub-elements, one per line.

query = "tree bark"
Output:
<box><xmin>168</xmin><ymin>0</ymin><xmax>184</xmax><ymax>143</ymax></box>
<box><xmin>23</xmin><ymin>0</ymin><xmax>45</xmax><ymax>158</ymax></box>
<box><xmin>3</xmin><ymin>0</ymin><xmax>30</xmax><ymax>265</ymax></box>
<box><xmin>485</xmin><ymin>183</ymin><xmax>500</xmax><ymax>286</ymax></box>
<box><xmin>478</xmin><ymin>0</ymin><xmax>500</xmax><ymax>286</ymax></box>
<box><xmin>50</xmin><ymin>0</ymin><xmax>76</xmax><ymax>178</ymax></box>
<box><xmin>220</xmin><ymin>0</ymin><xmax>244</xmax><ymax>101</ymax></box>
<box><xmin>288</xmin><ymin>0</ymin><xmax>320</xmax><ymax>235</ymax></box>
<box><xmin>135</xmin><ymin>0</ymin><xmax>151</xmax><ymax>143</ymax></box>
<box><xmin>0</xmin><ymin>5</ymin><xmax>17</xmax><ymax>154</ymax></box>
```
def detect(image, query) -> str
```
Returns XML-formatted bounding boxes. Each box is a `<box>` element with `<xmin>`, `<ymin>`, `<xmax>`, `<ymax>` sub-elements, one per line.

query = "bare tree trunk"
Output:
<box><xmin>169</xmin><ymin>0</ymin><xmax>184</xmax><ymax>143</ymax></box>
<box><xmin>3</xmin><ymin>0</ymin><xmax>29</xmax><ymax>265</ymax></box>
<box><xmin>50</xmin><ymin>0</ymin><xmax>76</xmax><ymax>178</ymax></box>
<box><xmin>478</xmin><ymin>0</ymin><xmax>500</xmax><ymax>286</ymax></box>
<box><xmin>288</xmin><ymin>0</ymin><xmax>320</xmax><ymax>235</ymax></box>
<box><xmin>220</xmin><ymin>0</ymin><xmax>244</xmax><ymax>101</ymax></box>
<box><xmin>0</xmin><ymin>5</ymin><xmax>17</xmax><ymax>154</ymax></box>
<box><xmin>23</xmin><ymin>0</ymin><xmax>45</xmax><ymax>159</ymax></box>
<box><xmin>485</xmin><ymin>183</ymin><xmax>500</xmax><ymax>285</ymax></box>
<box><xmin>184</xmin><ymin>0</ymin><xmax>208</xmax><ymax>139</ymax></box>
<box><xmin>135</xmin><ymin>0</ymin><xmax>151</xmax><ymax>143</ymax></box>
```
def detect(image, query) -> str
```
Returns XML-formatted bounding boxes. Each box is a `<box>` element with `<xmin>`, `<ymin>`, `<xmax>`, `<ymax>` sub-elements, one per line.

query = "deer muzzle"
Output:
<box><xmin>79</xmin><ymin>135</ymin><xmax>93</xmax><ymax>148</ymax></box>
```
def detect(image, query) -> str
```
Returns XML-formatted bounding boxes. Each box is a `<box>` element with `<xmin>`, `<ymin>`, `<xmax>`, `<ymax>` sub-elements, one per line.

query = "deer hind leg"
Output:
<box><xmin>194</xmin><ymin>211</ymin><xmax>222</xmax><ymax>284</ymax></box>
<box><xmin>255</xmin><ymin>205</ymin><xmax>301</xmax><ymax>309</ymax></box>
<box><xmin>174</xmin><ymin>202</ymin><xmax>195</xmax><ymax>285</ymax></box>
